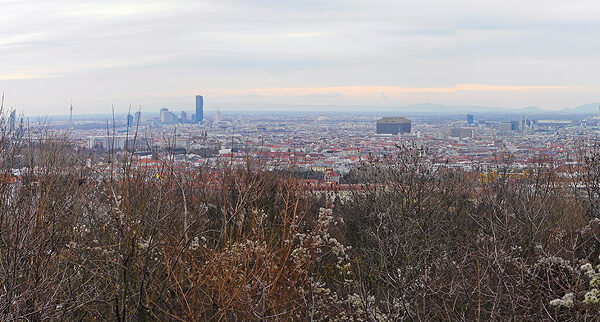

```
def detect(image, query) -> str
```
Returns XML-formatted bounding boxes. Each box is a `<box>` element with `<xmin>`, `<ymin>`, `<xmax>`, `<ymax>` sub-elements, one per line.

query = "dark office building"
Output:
<box><xmin>376</xmin><ymin>117</ymin><xmax>411</xmax><ymax>135</ymax></box>
<box><xmin>195</xmin><ymin>95</ymin><xmax>204</xmax><ymax>123</ymax></box>
<box><xmin>510</xmin><ymin>120</ymin><xmax>520</xmax><ymax>131</ymax></box>
<box><xmin>467</xmin><ymin>114</ymin><xmax>474</xmax><ymax>124</ymax></box>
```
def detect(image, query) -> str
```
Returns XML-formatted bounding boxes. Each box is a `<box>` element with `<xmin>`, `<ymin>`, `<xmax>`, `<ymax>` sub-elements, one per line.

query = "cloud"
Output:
<box><xmin>1</xmin><ymin>0</ymin><xmax>599</xmax><ymax>114</ymax></box>
<box><xmin>50</xmin><ymin>2</ymin><xmax>171</xmax><ymax>18</ymax></box>
<box><xmin>455</xmin><ymin>84</ymin><xmax>566</xmax><ymax>92</ymax></box>
<box><xmin>127</xmin><ymin>84</ymin><xmax>583</xmax><ymax>103</ymax></box>
<box><xmin>0</xmin><ymin>72</ymin><xmax>48</xmax><ymax>81</ymax></box>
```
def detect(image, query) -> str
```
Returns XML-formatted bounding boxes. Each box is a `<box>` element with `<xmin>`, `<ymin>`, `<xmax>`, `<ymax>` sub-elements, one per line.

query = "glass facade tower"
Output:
<box><xmin>195</xmin><ymin>95</ymin><xmax>204</xmax><ymax>123</ymax></box>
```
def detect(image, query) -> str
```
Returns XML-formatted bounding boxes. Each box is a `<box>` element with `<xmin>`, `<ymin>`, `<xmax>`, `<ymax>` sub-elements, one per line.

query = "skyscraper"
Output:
<box><xmin>467</xmin><ymin>114</ymin><xmax>474</xmax><ymax>124</ymax></box>
<box><xmin>127</xmin><ymin>114</ymin><xmax>134</xmax><ymax>127</ymax></box>
<box><xmin>510</xmin><ymin>120</ymin><xmax>520</xmax><ymax>131</ymax></box>
<box><xmin>160</xmin><ymin>108</ymin><xmax>169</xmax><ymax>123</ymax></box>
<box><xmin>195</xmin><ymin>95</ymin><xmax>204</xmax><ymax>123</ymax></box>
<box><xmin>160</xmin><ymin>108</ymin><xmax>177</xmax><ymax>124</ymax></box>
<box><xmin>69</xmin><ymin>99</ymin><xmax>73</xmax><ymax>129</ymax></box>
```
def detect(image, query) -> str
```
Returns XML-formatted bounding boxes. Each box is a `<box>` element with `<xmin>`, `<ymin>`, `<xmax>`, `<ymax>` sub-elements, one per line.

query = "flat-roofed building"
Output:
<box><xmin>449</xmin><ymin>128</ymin><xmax>474</xmax><ymax>139</ymax></box>
<box><xmin>376</xmin><ymin>117</ymin><xmax>411</xmax><ymax>135</ymax></box>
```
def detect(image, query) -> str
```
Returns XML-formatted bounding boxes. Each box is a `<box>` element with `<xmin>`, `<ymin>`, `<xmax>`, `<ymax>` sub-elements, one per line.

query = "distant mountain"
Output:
<box><xmin>561</xmin><ymin>103</ymin><xmax>600</xmax><ymax>114</ymax></box>
<box><xmin>387</xmin><ymin>103</ymin><xmax>548</xmax><ymax>115</ymax></box>
<box><xmin>519</xmin><ymin>106</ymin><xmax>547</xmax><ymax>113</ymax></box>
<box><xmin>244</xmin><ymin>102</ymin><xmax>597</xmax><ymax>115</ymax></box>
<box><xmin>45</xmin><ymin>102</ymin><xmax>600</xmax><ymax>117</ymax></box>
<box><xmin>376</xmin><ymin>103</ymin><xmax>600</xmax><ymax>115</ymax></box>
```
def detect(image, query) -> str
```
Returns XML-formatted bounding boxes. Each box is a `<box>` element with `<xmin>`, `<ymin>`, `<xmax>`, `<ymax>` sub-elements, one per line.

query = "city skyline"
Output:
<box><xmin>195</xmin><ymin>95</ymin><xmax>203</xmax><ymax>123</ymax></box>
<box><xmin>1</xmin><ymin>0</ymin><xmax>600</xmax><ymax>115</ymax></box>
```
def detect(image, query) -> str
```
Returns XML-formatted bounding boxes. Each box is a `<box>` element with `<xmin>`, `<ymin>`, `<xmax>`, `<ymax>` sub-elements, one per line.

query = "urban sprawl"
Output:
<box><xmin>21</xmin><ymin>95</ymin><xmax>600</xmax><ymax>188</ymax></box>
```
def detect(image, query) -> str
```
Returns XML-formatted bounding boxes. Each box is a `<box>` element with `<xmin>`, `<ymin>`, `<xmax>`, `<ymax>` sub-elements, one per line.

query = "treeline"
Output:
<box><xmin>2</xmin><ymin>123</ymin><xmax>600</xmax><ymax>320</ymax></box>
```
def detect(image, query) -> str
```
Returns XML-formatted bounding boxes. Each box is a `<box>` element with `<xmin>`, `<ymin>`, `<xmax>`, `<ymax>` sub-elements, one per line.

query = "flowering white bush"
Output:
<box><xmin>580</xmin><ymin>260</ymin><xmax>600</xmax><ymax>304</ymax></box>
<box><xmin>550</xmin><ymin>293</ymin><xmax>574</xmax><ymax>308</ymax></box>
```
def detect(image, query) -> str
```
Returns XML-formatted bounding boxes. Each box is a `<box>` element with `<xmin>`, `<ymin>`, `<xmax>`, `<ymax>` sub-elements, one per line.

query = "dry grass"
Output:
<box><xmin>1</xmin><ymin>120</ymin><xmax>600</xmax><ymax>320</ymax></box>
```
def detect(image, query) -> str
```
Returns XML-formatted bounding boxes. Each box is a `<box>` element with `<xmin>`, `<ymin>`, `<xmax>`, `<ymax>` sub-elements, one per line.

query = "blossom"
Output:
<box><xmin>550</xmin><ymin>293</ymin><xmax>574</xmax><ymax>308</ymax></box>
<box><xmin>584</xmin><ymin>289</ymin><xmax>600</xmax><ymax>304</ymax></box>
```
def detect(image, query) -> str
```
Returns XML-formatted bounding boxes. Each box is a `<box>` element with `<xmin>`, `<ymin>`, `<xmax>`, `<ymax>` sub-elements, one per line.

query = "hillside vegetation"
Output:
<box><xmin>1</xmin><ymin>121</ymin><xmax>600</xmax><ymax>321</ymax></box>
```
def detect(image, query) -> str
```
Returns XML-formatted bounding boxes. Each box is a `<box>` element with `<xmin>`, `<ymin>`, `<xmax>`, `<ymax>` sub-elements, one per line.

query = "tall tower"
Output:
<box><xmin>195</xmin><ymin>95</ymin><xmax>204</xmax><ymax>123</ymax></box>
<box><xmin>160</xmin><ymin>108</ymin><xmax>169</xmax><ymax>123</ymax></box>
<box><xmin>466</xmin><ymin>114</ymin><xmax>474</xmax><ymax>124</ymax></box>
<box><xmin>127</xmin><ymin>113</ymin><xmax>134</xmax><ymax>127</ymax></box>
<box><xmin>69</xmin><ymin>99</ymin><xmax>73</xmax><ymax>129</ymax></box>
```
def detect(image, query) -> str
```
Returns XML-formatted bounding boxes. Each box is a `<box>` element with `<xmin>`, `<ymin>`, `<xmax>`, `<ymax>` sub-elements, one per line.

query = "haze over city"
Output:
<box><xmin>2</xmin><ymin>0</ymin><xmax>600</xmax><ymax>115</ymax></box>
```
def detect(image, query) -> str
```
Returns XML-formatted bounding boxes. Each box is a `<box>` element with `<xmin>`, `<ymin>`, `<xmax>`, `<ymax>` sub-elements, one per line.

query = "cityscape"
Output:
<box><xmin>3</xmin><ymin>0</ymin><xmax>600</xmax><ymax>320</ymax></box>
<box><xmin>4</xmin><ymin>91</ymin><xmax>600</xmax><ymax>319</ymax></box>
<box><xmin>22</xmin><ymin>94</ymin><xmax>600</xmax><ymax>189</ymax></box>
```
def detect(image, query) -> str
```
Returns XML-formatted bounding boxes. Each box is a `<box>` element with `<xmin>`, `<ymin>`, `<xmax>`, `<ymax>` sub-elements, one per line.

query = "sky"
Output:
<box><xmin>1</xmin><ymin>0</ymin><xmax>599</xmax><ymax>115</ymax></box>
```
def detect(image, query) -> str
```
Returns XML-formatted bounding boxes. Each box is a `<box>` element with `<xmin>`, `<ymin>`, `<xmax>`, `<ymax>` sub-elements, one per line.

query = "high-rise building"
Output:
<box><xmin>69</xmin><ymin>99</ymin><xmax>73</xmax><ymax>128</ymax></box>
<box><xmin>164</xmin><ymin>112</ymin><xmax>177</xmax><ymax>123</ymax></box>
<box><xmin>134</xmin><ymin>111</ymin><xmax>142</xmax><ymax>124</ymax></box>
<box><xmin>160</xmin><ymin>108</ymin><xmax>177</xmax><ymax>124</ymax></box>
<box><xmin>180</xmin><ymin>111</ymin><xmax>187</xmax><ymax>122</ymax></box>
<box><xmin>160</xmin><ymin>108</ymin><xmax>169</xmax><ymax>122</ymax></box>
<box><xmin>510</xmin><ymin>120</ymin><xmax>520</xmax><ymax>132</ymax></box>
<box><xmin>450</xmin><ymin>128</ymin><xmax>474</xmax><ymax>139</ymax></box>
<box><xmin>467</xmin><ymin>114</ymin><xmax>474</xmax><ymax>124</ymax></box>
<box><xmin>376</xmin><ymin>117</ymin><xmax>411</xmax><ymax>135</ymax></box>
<box><xmin>195</xmin><ymin>95</ymin><xmax>204</xmax><ymax>123</ymax></box>
<box><xmin>126</xmin><ymin>114</ymin><xmax>134</xmax><ymax>127</ymax></box>
<box><xmin>497</xmin><ymin>122</ymin><xmax>512</xmax><ymax>132</ymax></box>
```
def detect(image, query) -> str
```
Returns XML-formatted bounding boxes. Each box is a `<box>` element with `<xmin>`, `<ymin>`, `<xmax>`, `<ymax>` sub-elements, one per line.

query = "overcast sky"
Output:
<box><xmin>1</xmin><ymin>0</ymin><xmax>599</xmax><ymax>115</ymax></box>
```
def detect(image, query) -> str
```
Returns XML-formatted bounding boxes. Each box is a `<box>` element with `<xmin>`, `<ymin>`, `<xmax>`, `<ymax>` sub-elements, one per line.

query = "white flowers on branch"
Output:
<box><xmin>581</xmin><ymin>260</ymin><xmax>600</xmax><ymax>304</ymax></box>
<box><xmin>550</xmin><ymin>293</ymin><xmax>574</xmax><ymax>308</ymax></box>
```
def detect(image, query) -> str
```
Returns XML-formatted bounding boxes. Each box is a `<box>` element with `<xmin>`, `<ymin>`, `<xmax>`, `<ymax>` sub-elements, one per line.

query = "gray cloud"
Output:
<box><xmin>0</xmin><ymin>0</ymin><xmax>598</xmax><ymax>114</ymax></box>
